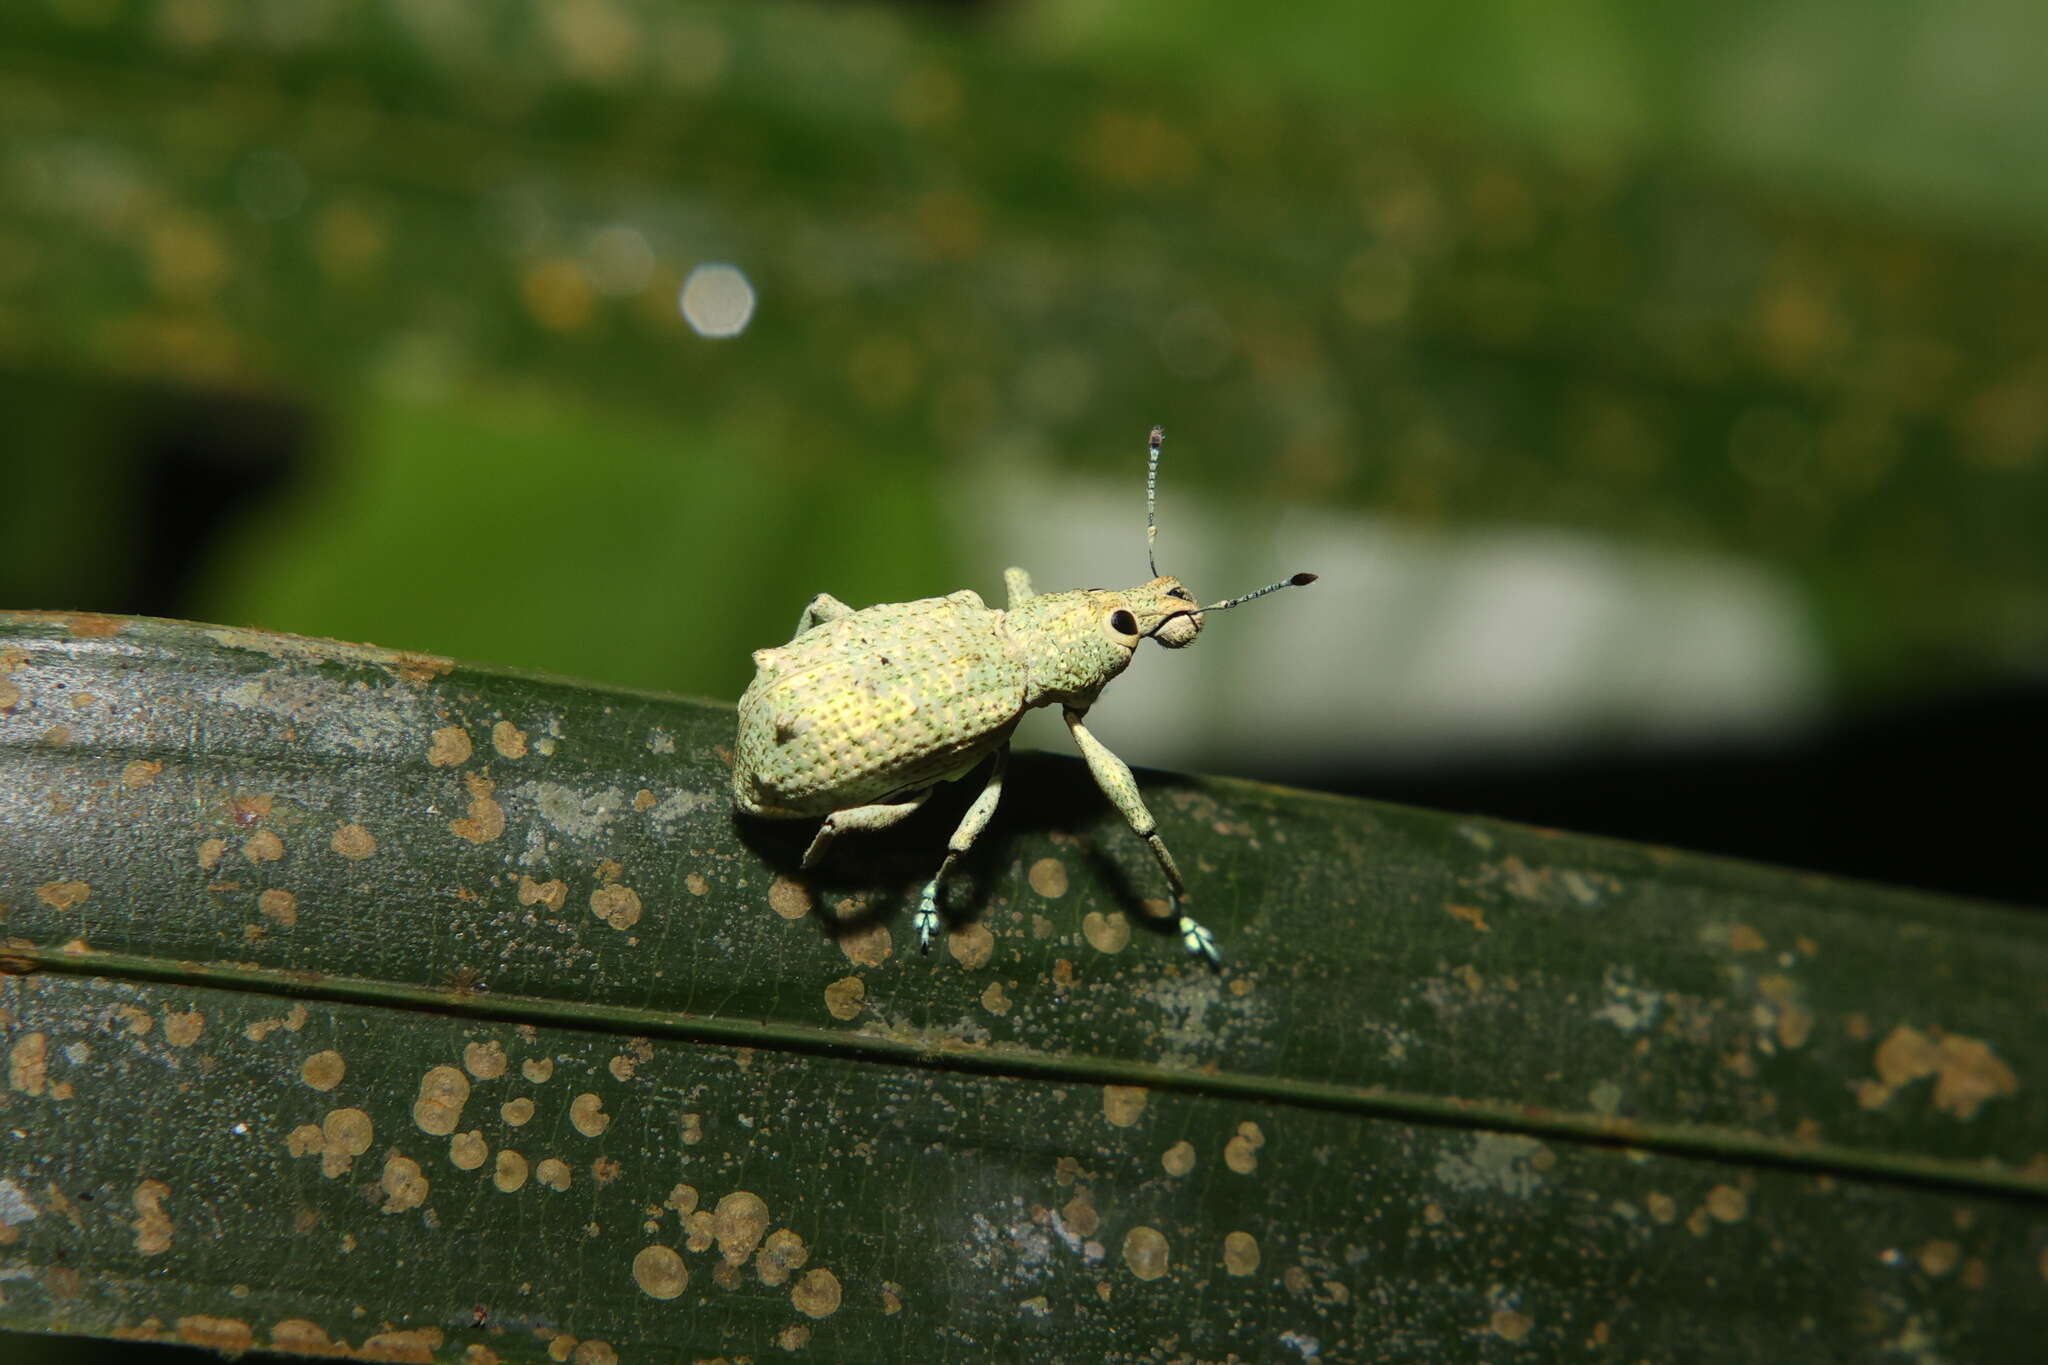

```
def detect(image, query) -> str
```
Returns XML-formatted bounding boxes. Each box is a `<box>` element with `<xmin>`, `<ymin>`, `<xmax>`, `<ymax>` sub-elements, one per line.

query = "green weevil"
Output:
<box><xmin>732</xmin><ymin>425</ymin><xmax>1316</xmax><ymax>962</ymax></box>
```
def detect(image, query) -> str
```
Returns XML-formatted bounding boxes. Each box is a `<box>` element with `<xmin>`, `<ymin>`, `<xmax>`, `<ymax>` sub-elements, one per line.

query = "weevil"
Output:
<box><xmin>732</xmin><ymin>425</ymin><xmax>1316</xmax><ymax>963</ymax></box>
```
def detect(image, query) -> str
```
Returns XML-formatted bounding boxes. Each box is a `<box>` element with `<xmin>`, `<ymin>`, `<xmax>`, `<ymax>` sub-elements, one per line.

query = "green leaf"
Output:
<box><xmin>2</xmin><ymin>612</ymin><xmax>2043</xmax><ymax>1361</ymax></box>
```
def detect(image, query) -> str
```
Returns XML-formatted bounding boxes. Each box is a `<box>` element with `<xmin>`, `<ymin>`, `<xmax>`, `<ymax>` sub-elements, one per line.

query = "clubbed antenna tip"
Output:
<box><xmin>1291</xmin><ymin>572</ymin><xmax>1318</xmax><ymax>586</ymax></box>
<box><xmin>1148</xmin><ymin>425</ymin><xmax>1164</xmax><ymax>450</ymax></box>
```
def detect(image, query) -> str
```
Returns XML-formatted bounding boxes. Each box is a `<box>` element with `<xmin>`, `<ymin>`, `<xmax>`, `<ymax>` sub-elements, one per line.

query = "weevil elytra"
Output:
<box><xmin>732</xmin><ymin>425</ymin><xmax>1315</xmax><ymax>963</ymax></box>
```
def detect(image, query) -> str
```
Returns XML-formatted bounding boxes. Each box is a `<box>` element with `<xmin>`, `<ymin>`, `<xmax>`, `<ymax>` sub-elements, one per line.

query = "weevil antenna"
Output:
<box><xmin>1199</xmin><ymin>571</ymin><xmax>1319</xmax><ymax>613</ymax></box>
<box><xmin>1152</xmin><ymin>572</ymin><xmax>1318</xmax><ymax>634</ymax></box>
<box><xmin>1145</xmin><ymin>424</ymin><xmax>1164</xmax><ymax>579</ymax></box>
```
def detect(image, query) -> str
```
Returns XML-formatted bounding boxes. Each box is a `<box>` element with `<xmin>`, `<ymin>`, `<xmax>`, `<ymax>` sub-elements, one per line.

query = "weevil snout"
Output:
<box><xmin>1125</xmin><ymin>577</ymin><xmax>1203</xmax><ymax>649</ymax></box>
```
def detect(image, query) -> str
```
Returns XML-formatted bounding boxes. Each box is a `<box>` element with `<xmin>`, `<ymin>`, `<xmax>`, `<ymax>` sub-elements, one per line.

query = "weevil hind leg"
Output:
<box><xmin>1062</xmin><ymin>707</ymin><xmax>1223</xmax><ymax>967</ymax></box>
<box><xmin>802</xmin><ymin>789</ymin><xmax>931</xmax><ymax>867</ymax></box>
<box><xmin>915</xmin><ymin>745</ymin><xmax>1009</xmax><ymax>954</ymax></box>
<box><xmin>792</xmin><ymin>593</ymin><xmax>856</xmax><ymax>639</ymax></box>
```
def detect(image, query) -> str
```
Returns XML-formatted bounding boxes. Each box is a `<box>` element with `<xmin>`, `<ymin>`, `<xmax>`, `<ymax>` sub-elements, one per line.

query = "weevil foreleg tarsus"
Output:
<box><xmin>1062</xmin><ymin>706</ymin><xmax>1221</xmax><ymax>965</ymax></box>
<box><xmin>914</xmin><ymin>746</ymin><xmax>1010</xmax><ymax>953</ymax></box>
<box><xmin>793</xmin><ymin>593</ymin><xmax>856</xmax><ymax>638</ymax></box>
<box><xmin>802</xmin><ymin>788</ymin><xmax>932</xmax><ymax>867</ymax></box>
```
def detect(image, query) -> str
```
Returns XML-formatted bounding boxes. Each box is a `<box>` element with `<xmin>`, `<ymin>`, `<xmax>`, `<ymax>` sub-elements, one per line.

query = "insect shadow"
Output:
<box><xmin>730</xmin><ymin>749</ymin><xmax>1205</xmax><ymax>952</ymax></box>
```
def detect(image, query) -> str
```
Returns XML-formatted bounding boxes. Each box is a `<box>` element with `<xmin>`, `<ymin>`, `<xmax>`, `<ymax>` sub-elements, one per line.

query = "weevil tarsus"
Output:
<box><xmin>914</xmin><ymin>745</ymin><xmax>1010</xmax><ymax>952</ymax></box>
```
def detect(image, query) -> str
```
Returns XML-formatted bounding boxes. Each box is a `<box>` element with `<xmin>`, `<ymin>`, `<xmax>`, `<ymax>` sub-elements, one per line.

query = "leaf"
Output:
<box><xmin>1</xmin><ymin>612</ymin><xmax>2044</xmax><ymax>1361</ymax></box>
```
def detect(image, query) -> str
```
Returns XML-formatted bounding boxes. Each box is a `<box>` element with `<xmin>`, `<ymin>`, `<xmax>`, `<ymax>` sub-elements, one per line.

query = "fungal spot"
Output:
<box><xmin>685</xmin><ymin>873</ymin><xmax>709</xmax><ymax>896</ymax></box>
<box><xmin>464</xmin><ymin>1041</ymin><xmax>508</xmax><ymax>1080</ymax></box>
<box><xmin>1102</xmin><ymin>1085</ymin><xmax>1148</xmax><ymax>1127</ymax></box>
<box><xmin>1728</xmin><ymin>923</ymin><xmax>1768</xmax><ymax>953</ymax></box>
<box><xmin>939</xmin><ymin>920</ymin><xmax>994</xmax><ymax>968</ymax></box>
<box><xmin>1705</xmin><ymin>1184</ymin><xmax>1748</xmax><ymax>1223</ymax></box>
<box><xmin>258</xmin><ymin>888</ymin><xmax>298</xmax><ymax>926</ymax></box>
<box><xmin>244</xmin><ymin>831</ymin><xmax>285</xmax><ymax>863</ymax></box>
<box><xmin>1028</xmin><ymin>857</ymin><xmax>1069</xmax><ymax>898</ymax></box>
<box><xmin>590</xmin><ymin>883</ymin><xmax>643</xmax><ymax>931</ymax></box>
<box><xmin>413</xmin><ymin>1066</ymin><xmax>471</xmax><ymax>1136</ymax></box>
<box><xmin>36</xmin><ymin>881</ymin><xmax>90</xmax><ymax>911</ymax></box>
<box><xmin>518</xmin><ymin>876</ymin><xmax>568</xmax><ymax>912</ymax></box>
<box><xmin>381</xmin><ymin>1155</ymin><xmax>429</xmax><ymax>1213</ymax></box>
<box><xmin>713</xmin><ymin>1191</ymin><xmax>770</xmax><ymax>1264</ymax></box>
<box><xmin>0</xmin><ymin>681</ymin><xmax>16</xmax><ymax>711</ymax></box>
<box><xmin>1491</xmin><ymin>1308</ymin><xmax>1533</xmax><ymax>1342</ymax></box>
<box><xmin>791</xmin><ymin>1267</ymin><xmax>842</xmax><ymax>1319</ymax></box>
<box><xmin>1225</xmin><ymin>1121</ymin><xmax>1266</xmax><ymax>1174</ymax></box>
<box><xmin>571</xmin><ymin>1341</ymin><xmax>616</xmax><ymax>1365</ymax></box>
<box><xmin>1162</xmin><ymin>1141</ymin><xmax>1195</xmax><ymax>1177</ymax></box>
<box><xmin>633</xmin><ymin>1244</ymin><xmax>688</xmax><ymax>1299</ymax></box>
<box><xmin>300</xmin><ymin>1050</ymin><xmax>345</xmax><ymax>1092</ymax></box>
<box><xmin>8</xmin><ymin>1033</ymin><xmax>48</xmax><ymax>1095</ymax></box>
<box><xmin>493</xmin><ymin>1150</ymin><xmax>529</xmax><ymax>1192</ymax></box>
<box><xmin>197</xmin><ymin>838</ymin><xmax>226</xmax><ymax>871</ymax></box>
<box><xmin>570</xmin><ymin>1093</ymin><xmax>610</xmax><ymax>1137</ymax></box>
<box><xmin>1861</xmin><ymin>1025</ymin><xmax>2019</xmax><ymax>1119</ymax></box>
<box><xmin>824</xmin><ymin>976</ymin><xmax>866</xmax><ymax>1020</ymax></box>
<box><xmin>450</xmin><ymin>774</ymin><xmax>505</xmax><ymax>843</ymax></box>
<box><xmin>330</xmin><ymin>824</ymin><xmax>377</xmax><ymax>860</ymax></box>
<box><xmin>1061</xmin><ymin>1191</ymin><xmax>1099</xmax><ymax>1239</ymax></box>
<box><xmin>768</xmin><ymin>875</ymin><xmax>812</xmax><ymax>920</ymax></box>
<box><xmin>122</xmin><ymin>760</ymin><xmax>163</xmax><ymax>789</ymax></box>
<box><xmin>837</xmin><ymin>919</ymin><xmax>892</xmax><ymax>968</ymax></box>
<box><xmin>1646</xmin><ymin>1192</ymin><xmax>1676</xmax><ymax>1224</ymax></box>
<box><xmin>536</xmin><ymin>1158</ymin><xmax>571</xmax><ymax>1191</ymax></box>
<box><xmin>162</xmin><ymin>1009</ymin><xmax>203</xmax><ymax>1047</ymax></box>
<box><xmin>132</xmin><ymin>1180</ymin><xmax>173</xmax><ymax>1255</ymax></box>
<box><xmin>1445</xmin><ymin>903</ymin><xmax>1489</xmax><ymax>932</ymax></box>
<box><xmin>449</xmin><ymin>1130</ymin><xmax>489</xmax><ymax>1170</ymax></box>
<box><xmin>522</xmin><ymin>1057</ymin><xmax>554</xmax><ymax>1083</ymax></box>
<box><xmin>1082</xmin><ymin>910</ymin><xmax>1130</xmax><ymax>954</ymax></box>
<box><xmin>491</xmin><ymin>721</ymin><xmax>529</xmax><ymax>759</ymax></box>
<box><xmin>666</xmin><ymin>1184</ymin><xmax>699</xmax><ymax>1216</ymax></box>
<box><xmin>1918</xmin><ymin>1238</ymin><xmax>1960</xmax><ymax>1276</ymax></box>
<box><xmin>1122</xmin><ymin>1226</ymin><xmax>1169</xmax><ymax>1280</ymax></box>
<box><xmin>502</xmin><ymin>1097</ymin><xmax>535</xmax><ymax>1126</ymax></box>
<box><xmin>777</xmin><ymin>1326</ymin><xmax>811</xmax><ymax>1351</ymax></box>
<box><xmin>428</xmin><ymin>726</ymin><xmax>473</xmax><ymax>766</ymax></box>
<box><xmin>178</xmin><ymin>1317</ymin><xmax>254</xmax><ymax>1354</ymax></box>
<box><xmin>319</xmin><ymin>1108</ymin><xmax>374</xmax><ymax>1178</ymax></box>
<box><xmin>680</xmin><ymin>1113</ymin><xmax>704</xmax><ymax>1145</ymax></box>
<box><xmin>757</xmin><ymin>1228</ymin><xmax>810</xmax><ymax>1286</ymax></box>
<box><xmin>1222</xmin><ymin>1230</ymin><xmax>1259</xmax><ymax>1276</ymax></box>
<box><xmin>980</xmin><ymin>982</ymin><xmax>1011</xmax><ymax>1015</ymax></box>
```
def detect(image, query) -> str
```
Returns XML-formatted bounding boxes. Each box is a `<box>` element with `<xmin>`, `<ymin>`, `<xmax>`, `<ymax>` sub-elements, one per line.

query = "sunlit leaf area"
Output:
<box><xmin>3</xmin><ymin>1</ymin><xmax>2045</xmax><ymax>1361</ymax></box>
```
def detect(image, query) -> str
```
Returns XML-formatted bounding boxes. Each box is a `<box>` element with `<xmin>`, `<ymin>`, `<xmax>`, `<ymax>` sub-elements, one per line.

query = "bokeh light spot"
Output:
<box><xmin>679</xmin><ymin>263</ymin><xmax>755</xmax><ymax>338</ymax></box>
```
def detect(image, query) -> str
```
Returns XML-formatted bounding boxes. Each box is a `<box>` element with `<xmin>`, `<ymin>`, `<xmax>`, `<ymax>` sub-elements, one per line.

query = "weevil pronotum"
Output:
<box><xmin>732</xmin><ymin>425</ymin><xmax>1316</xmax><ymax>963</ymax></box>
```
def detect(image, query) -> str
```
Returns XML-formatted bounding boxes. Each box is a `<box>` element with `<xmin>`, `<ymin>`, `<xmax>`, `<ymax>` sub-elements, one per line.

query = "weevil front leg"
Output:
<box><xmin>1062</xmin><ymin>707</ymin><xmax>1220</xmax><ymax>965</ymax></box>
<box><xmin>803</xmin><ymin>788</ymin><xmax>931</xmax><ymax>868</ymax></box>
<box><xmin>914</xmin><ymin>746</ymin><xmax>1009</xmax><ymax>953</ymax></box>
<box><xmin>791</xmin><ymin>593</ymin><xmax>856</xmax><ymax>639</ymax></box>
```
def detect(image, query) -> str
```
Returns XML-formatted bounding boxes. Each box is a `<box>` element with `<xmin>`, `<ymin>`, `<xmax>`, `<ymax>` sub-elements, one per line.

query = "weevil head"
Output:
<box><xmin>1116</xmin><ymin>576</ymin><xmax>1204</xmax><ymax>650</ymax></box>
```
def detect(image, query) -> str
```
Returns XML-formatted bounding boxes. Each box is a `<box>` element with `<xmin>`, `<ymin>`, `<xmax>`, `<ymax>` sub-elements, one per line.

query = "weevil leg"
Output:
<box><xmin>802</xmin><ymin>788</ymin><xmax>931</xmax><ymax>868</ymax></box>
<box><xmin>1003</xmin><ymin>567</ymin><xmax>1036</xmax><ymax>608</ymax></box>
<box><xmin>1062</xmin><ymin>707</ymin><xmax>1221</xmax><ymax>966</ymax></box>
<box><xmin>915</xmin><ymin>746</ymin><xmax>1009</xmax><ymax>954</ymax></box>
<box><xmin>792</xmin><ymin>593</ymin><xmax>856</xmax><ymax>640</ymax></box>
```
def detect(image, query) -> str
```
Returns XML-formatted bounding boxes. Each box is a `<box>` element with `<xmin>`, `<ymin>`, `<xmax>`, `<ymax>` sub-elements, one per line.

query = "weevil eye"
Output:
<box><xmin>1167</xmin><ymin>586</ymin><xmax>1194</xmax><ymax>602</ymax></box>
<box><xmin>1106</xmin><ymin>609</ymin><xmax>1139</xmax><ymax>642</ymax></box>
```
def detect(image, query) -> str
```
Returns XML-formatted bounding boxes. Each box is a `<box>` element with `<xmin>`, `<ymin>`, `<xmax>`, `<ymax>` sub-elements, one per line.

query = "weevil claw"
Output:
<box><xmin>1178</xmin><ymin>914</ymin><xmax>1222</xmax><ymax>968</ymax></box>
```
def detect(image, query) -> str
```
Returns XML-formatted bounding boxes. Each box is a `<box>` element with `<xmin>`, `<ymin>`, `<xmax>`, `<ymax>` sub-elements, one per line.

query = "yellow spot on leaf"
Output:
<box><xmin>570</xmin><ymin>1093</ymin><xmax>610</xmax><ymax>1137</ymax></box>
<box><xmin>791</xmin><ymin>1267</ymin><xmax>842</xmax><ymax>1319</ymax></box>
<box><xmin>330</xmin><ymin>824</ymin><xmax>377</xmax><ymax>860</ymax></box>
<box><xmin>35</xmin><ymin>881</ymin><xmax>90</xmax><ymax>911</ymax></box>
<box><xmin>491</xmin><ymin>721</ymin><xmax>528</xmax><ymax>759</ymax></box>
<box><xmin>413</xmin><ymin>1066</ymin><xmax>471</xmax><ymax>1136</ymax></box>
<box><xmin>1121</xmin><ymin>1226</ymin><xmax>1169</xmax><ymax>1280</ymax></box>
<box><xmin>1083</xmin><ymin>911</ymin><xmax>1130</xmax><ymax>954</ymax></box>
<box><xmin>133</xmin><ymin>1180</ymin><xmax>173</xmax><ymax>1254</ymax></box>
<box><xmin>300</xmin><ymin>1050</ymin><xmax>345</xmax><ymax>1092</ymax></box>
<box><xmin>824</xmin><ymin>976</ymin><xmax>866</xmax><ymax>1021</ymax></box>
<box><xmin>1102</xmin><ymin>1085</ymin><xmax>1147</xmax><ymax>1128</ymax></box>
<box><xmin>428</xmin><ymin>727</ymin><xmax>473</xmax><ymax>767</ymax></box>
<box><xmin>633</xmin><ymin>1244</ymin><xmax>688</xmax><ymax>1299</ymax></box>
<box><xmin>450</xmin><ymin>774</ymin><xmax>505</xmax><ymax>843</ymax></box>
<box><xmin>948</xmin><ymin>921</ymin><xmax>994</xmax><ymax>968</ymax></box>
<box><xmin>122</xmin><ymin>760</ymin><xmax>163</xmax><ymax>789</ymax></box>
<box><xmin>1027</xmin><ymin>857</ymin><xmax>1068</xmax><ymax>898</ymax></box>
<box><xmin>1222</xmin><ymin>1230</ymin><xmax>1260</xmax><ymax>1275</ymax></box>
<box><xmin>714</xmin><ymin>1191</ymin><xmax>770</xmax><ymax>1265</ymax></box>
<box><xmin>464</xmin><ymin>1040</ymin><xmax>508</xmax><ymax>1080</ymax></box>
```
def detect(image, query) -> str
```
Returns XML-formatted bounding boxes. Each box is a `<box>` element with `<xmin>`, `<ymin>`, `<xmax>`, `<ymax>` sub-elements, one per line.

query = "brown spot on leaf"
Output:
<box><xmin>1918</xmin><ymin>1239</ymin><xmax>1960</xmax><ymax>1276</ymax></box>
<box><xmin>948</xmin><ymin>921</ymin><xmax>995</xmax><ymax>967</ymax></box>
<box><xmin>428</xmin><ymin>727</ymin><xmax>473</xmax><ymax>767</ymax></box>
<box><xmin>258</xmin><ymin>888</ymin><xmax>298</xmax><ymax>926</ymax></box>
<box><xmin>791</xmin><ymin>1267</ymin><xmax>842</xmax><ymax>1318</ymax></box>
<box><xmin>450</xmin><ymin>1131</ymin><xmax>488</xmax><ymax>1171</ymax></box>
<box><xmin>590</xmin><ymin>883</ymin><xmax>643</xmax><ymax>931</ymax></box>
<box><xmin>162</xmin><ymin>1009</ymin><xmax>203</xmax><ymax>1047</ymax></box>
<box><xmin>491</xmin><ymin>721</ymin><xmax>528</xmax><ymax>759</ymax></box>
<box><xmin>634</xmin><ymin>1244</ymin><xmax>688</xmax><ymax>1299</ymax></box>
<box><xmin>838</xmin><ymin>919</ymin><xmax>892</xmax><ymax>967</ymax></box>
<box><xmin>768</xmin><ymin>875</ymin><xmax>812</xmax><ymax>920</ymax></box>
<box><xmin>244</xmin><ymin>831</ymin><xmax>285</xmax><ymax>863</ymax></box>
<box><xmin>1445</xmin><ymin>903</ymin><xmax>1489</xmax><ymax>932</ymax></box>
<box><xmin>1728</xmin><ymin>923</ymin><xmax>1768</xmax><ymax>953</ymax></box>
<box><xmin>1491</xmin><ymin>1308</ymin><xmax>1533</xmax><ymax>1341</ymax></box>
<box><xmin>319</xmin><ymin>1108</ymin><xmax>373</xmax><ymax>1178</ymax></box>
<box><xmin>178</xmin><ymin>1317</ymin><xmax>254</xmax><ymax>1354</ymax></box>
<box><xmin>1225</xmin><ymin>1121</ymin><xmax>1266</xmax><ymax>1174</ymax></box>
<box><xmin>380</xmin><ymin>1154</ymin><xmax>429</xmax><ymax>1213</ymax></box>
<box><xmin>1061</xmin><ymin>1190</ymin><xmax>1099</xmax><ymax>1239</ymax></box>
<box><xmin>1706</xmin><ymin>1185</ymin><xmax>1748</xmax><ymax>1223</ymax></box>
<box><xmin>980</xmin><ymin>981</ymin><xmax>1011</xmax><ymax>1015</ymax></box>
<box><xmin>757</xmin><ymin>1228</ymin><xmax>810</xmax><ymax>1287</ymax></box>
<box><xmin>35</xmin><ymin>881</ymin><xmax>90</xmax><ymax>911</ymax></box>
<box><xmin>502</xmin><ymin>1097</ymin><xmax>535</xmax><ymax>1126</ymax></box>
<box><xmin>522</xmin><ymin>1057</ymin><xmax>554</xmax><ymax>1083</ymax></box>
<box><xmin>825</xmin><ymin>976</ymin><xmax>866</xmax><ymax>1020</ymax></box>
<box><xmin>300</xmin><ymin>1050</ymin><xmax>345</xmax><ymax>1092</ymax></box>
<box><xmin>1082</xmin><ymin>911</ymin><xmax>1130</xmax><ymax>954</ymax></box>
<box><xmin>536</xmin><ymin>1158</ymin><xmax>571</xmax><ymax>1191</ymax></box>
<box><xmin>8</xmin><ymin>1033</ymin><xmax>47</xmax><ymax>1094</ymax></box>
<box><xmin>450</xmin><ymin>775</ymin><xmax>505</xmax><ymax>843</ymax></box>
<box><xmin>1122</xmin><ymin>1226</ymin><xmax>1169</xmax><ymax>1280</ymax></box>
<box><xmin>1932</xmin><ymin>1034</ymin><xmax>2019</xmax><ymax>1119</ymax></box>
<box><xmin>1102</xmin><ymin>1085</ymin><xmax>1147</xmax><ymax>1127</ymax></box>
<box><xmin>1027</xmin><ymin>857</ymin><xmax>1068</xmax><ymax>898</ymax></box>
<box><xmin>122</xmin><ymin>760</ymin><xmax>163</xmax><ymax>789</ymax></box>
<box><xmin>331</xmin><ymin>824</ymin><xmax>377</xmax><ymax>860</ymax></box>
<box><xmin>464</xmin><ymin>1041</ymin><xmax>508</xmax><ymax>1080</ymax></box>
<box><xmin>570</xmin><ymin>1093</ymin><xmax>610</xmax><ymax>1137</ymax></box>
<box><xmin>1222</xmin><ymin>1230</ymin><xmax>1260</xmax><ymax>1275</ymax></box>
<box><xmin>413</xmin><ymin>1066</ymin><xmax>471</xmax><ymax>1136</ymax></box>
<box><xmin>714</xmin><ymin>1191</ymin><xmax>770</xmax><ymax>1264</ymax></box>
<box><xmin>493</xmin><ymin>1150</ymin><xmax>528</xmax><ymax>1192</ymax></box>
<box><xmin>1162</xmin><ymin>1140</ymin><xmax>1195</xmax><ymax>1176</ymax></box>
<box><xmin>133</xmin><ymin>1180</ymin><xmax>173</xmax><ymax>1254</ymax></box>
<box><xmin>518</xmin><ymin>876</ymin><xmax>568</xmax><ymax>912</ymax></box>
<box><xmin>197</xmin><ymin>837</ymin><xmax>226</xmax><ymax>871</ymax></box>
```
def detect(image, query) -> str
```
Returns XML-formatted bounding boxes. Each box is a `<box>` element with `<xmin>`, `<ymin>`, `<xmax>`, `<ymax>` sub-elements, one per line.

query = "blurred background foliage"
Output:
<box><xmin>3</xmin><ymin>0</ymin><xmax>2045</xmax><ymax>904</ymax></box>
